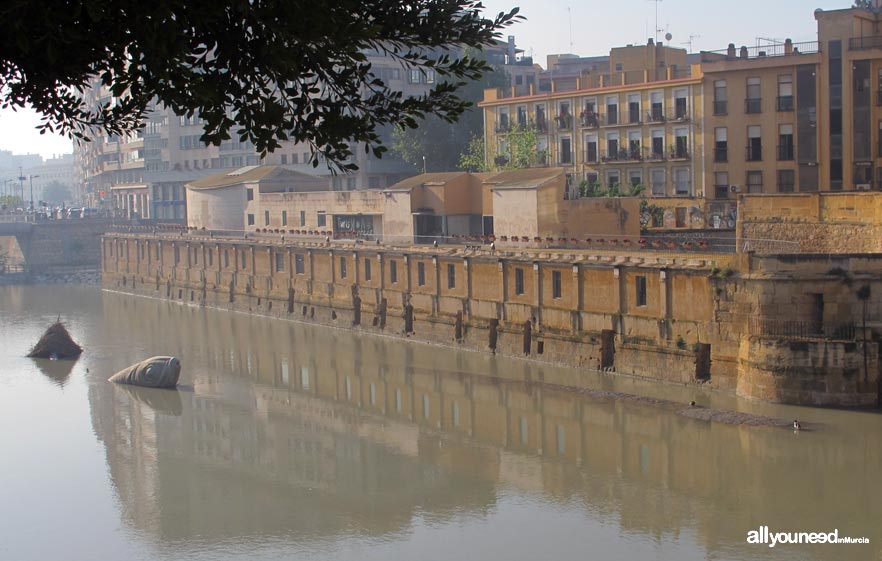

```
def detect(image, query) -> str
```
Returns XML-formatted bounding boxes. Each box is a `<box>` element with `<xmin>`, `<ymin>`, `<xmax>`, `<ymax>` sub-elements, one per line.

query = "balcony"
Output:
<box><xmin>714</xmin><ymin>146</ymin><xmax>728</xmax><ymax>163</ymax></box>
<box><xmin>628</xmin><ymin>111</ymin><xmax>642</xmax><ymax>125</ymax></box>
<box><xmin>535</xmin><ymin>118</ymin><xmax>548</xmax><ymax>133</ymax></box>
<box><xmin>745</xmin><ymin>98</ymin><xmax>762</xmax><ymax>114</ymax></box>
<box><xmin>579</xmin><ymin>112</ymin><xmax>601</xmax><ymax>128</ymax></box>
<box><xmin>558</xmin><ymin>153</ymin><xmax>573</xmax><ymax>165</ymax></box>
<box><xmin>583</xmin><ymin>149</ymin><xmax>599</xmax><ymax>164</ymax></box>
<box><xmin>646</xmin><ymin>108</ymin><xmax>666</xmax><ymax>123</ymax></box>
<box><xmin>495</xmin><ymin>122</ymin><xmax>511</xmax><ymax>134</ymax></box>
<box><xmin>604</xmin><ymin>112</ymin><xmax>619</xmax><ymax>126</ymax></box>
<box><xmin>670</xmin><ymin>148</ymin><xmax>690</xmax><ymax>161</ymax></box>
<box><xmin>647</xmin><ymin>151</ymin><xmax>666</xmax><ymax>162</ymax></box>
<box><xmin>713</xmin><ymin>100</ymin><xmax>728</xmax><ymax>116</ymax></box>
<box><xmin>746</xmin><ymin>145</ymin><xmax>763</xmax><ymax>162</ymax></box>
<box><xmin>777</xmin><ymin>144</ymin><xmax>794</xmax><ymax>161</ymax></box>
<box><xmin>849</xmin><ymin>36</ymin><xmax>882</xmax><ymax>51</ymax></box>
<box><xmin>601</xmin><ymin>149</ymin><xmax>642</xmax><ymax>163</ymax></box>
<box><xmin>672</xmin><ymin>110</ymin><xmax>690</xmax><ymax>122</ymax></box>
<box><xmin>556</xmin><ymin>115</ymin><xmax>573</xmax><ymax>131</ymax></box>
<box><xmin>776</xmin><ymin>96</ymin><xmax>794</xmax><ymax>112</ymax></box>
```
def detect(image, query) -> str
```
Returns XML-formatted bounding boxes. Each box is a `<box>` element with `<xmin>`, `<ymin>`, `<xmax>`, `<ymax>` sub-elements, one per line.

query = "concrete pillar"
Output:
<box><xmin>660</xmin><ymin>269</ymin><xmax>670</xmax><ymax>319</ymax></box>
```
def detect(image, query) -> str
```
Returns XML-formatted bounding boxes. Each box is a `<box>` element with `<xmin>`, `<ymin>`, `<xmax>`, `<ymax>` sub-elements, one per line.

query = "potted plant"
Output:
<box><xmin>698</xmin><ymin>240</ymin><xmax>709</xmax><ymax>249</ymax></box>
<box><xmin>608</xmin><ymin>238</ymin><xmax>618</xmax><ymax>246</ymax></box>
<box><xmin>682</xmin><ymin>241</ymin><xmax>694</xmax><ymax>249</ymax></box>
<box><xmin>521</xmin><ymin>236</ymin><xmax>529</xmax><ymax>242</ymax></box>
<box><xmin>622</xmin><ymin>238</ymin><xmax>632</xmax><ymax>246</ymax></box>
<box><xmin>638</xmin><ymin>238</ymin><xmax>647</xmax><ymax>246</ymax></box>
<box><xmin>585</xmin><ymin>238</ymin><xmax>592</xmax><ymax>244</ymax></box>
<box><xmin>500</xmin><ymin>236</ymin><xmax>508</xmax><ymax>242</ymax></box>
<box><xmin>534</xmin><ymin>236</ymin><xmax>542</xmax><ymax>242</ymax></box>
<box><xmin>666</xmin><ymin>241</ymin><xmax>676</xmax><ymax>249</ymax></box>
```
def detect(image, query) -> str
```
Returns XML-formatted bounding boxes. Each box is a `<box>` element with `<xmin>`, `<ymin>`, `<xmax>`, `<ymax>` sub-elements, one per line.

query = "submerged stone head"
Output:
<box><xmin>109</xmin><ymin>356</ymin><xmax>181</xmax><ymax>389</ymax></box>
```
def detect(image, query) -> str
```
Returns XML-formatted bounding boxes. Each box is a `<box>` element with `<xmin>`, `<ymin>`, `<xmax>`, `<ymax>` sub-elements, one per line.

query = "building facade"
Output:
<box><xmin>481</xmin><ymin>5</ymin><xmax>882</xmax><ymax>229</ymax></box>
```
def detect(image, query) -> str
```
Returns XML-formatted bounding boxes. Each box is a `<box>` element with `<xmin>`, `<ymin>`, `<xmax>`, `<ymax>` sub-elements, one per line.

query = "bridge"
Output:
<box><xmin>0</xmin><ymin>219</ymin><xmax>112</xmax><ymax>273</ymax></box>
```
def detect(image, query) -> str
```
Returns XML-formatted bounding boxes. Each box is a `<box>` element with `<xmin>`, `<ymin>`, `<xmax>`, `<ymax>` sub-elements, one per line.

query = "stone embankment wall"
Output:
<box><xmin>101</xmin><ymin>233</ymin><xmax>881</xmax><ymax>407</ymax></box>
<box><xmin>737</xmin><ymin>192</ymin><xmax>882</xmax><ymax>253</ymax></box>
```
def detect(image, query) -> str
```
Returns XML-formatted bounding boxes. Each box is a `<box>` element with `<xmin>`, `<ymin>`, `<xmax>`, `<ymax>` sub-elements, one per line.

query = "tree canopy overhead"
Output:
<box><xmin>1</xmin><ymin>0</ymin><xmax>521</xmax><ymax>170</ymax></box>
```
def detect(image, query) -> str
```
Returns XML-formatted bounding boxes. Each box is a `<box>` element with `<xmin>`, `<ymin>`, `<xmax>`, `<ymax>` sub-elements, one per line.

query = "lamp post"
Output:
<box><xmin>29</xmin><ymin>174</ymin><xmax>40</xmax><ymax>214</ymax></box>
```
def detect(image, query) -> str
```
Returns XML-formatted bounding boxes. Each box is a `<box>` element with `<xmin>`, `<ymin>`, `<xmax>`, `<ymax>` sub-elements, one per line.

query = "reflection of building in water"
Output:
<box><xmin>96</xmin><ymin>291</ymin><xmax>882</xmax><ymax>556</ymax></box>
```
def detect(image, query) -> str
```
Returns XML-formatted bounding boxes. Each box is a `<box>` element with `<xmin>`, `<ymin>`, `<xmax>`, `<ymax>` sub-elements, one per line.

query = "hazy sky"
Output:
<box><xmin>0</xmin><ymin>0</ymin><xmax>852</xmax><ymax>160</ymax></box>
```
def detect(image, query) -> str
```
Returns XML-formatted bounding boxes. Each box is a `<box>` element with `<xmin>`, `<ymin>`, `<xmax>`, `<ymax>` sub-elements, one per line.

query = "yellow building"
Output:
<box><xmin>481</xmin><ymin>5</ymin><xmax>882</xmax><ymax>229</ymax></box>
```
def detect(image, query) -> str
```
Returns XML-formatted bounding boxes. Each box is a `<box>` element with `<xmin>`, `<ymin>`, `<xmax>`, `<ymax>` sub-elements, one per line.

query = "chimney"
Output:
<box><xmin>648</xmin><ymin>38</ymin><xmax>654</xmax><ymax>46</ymax></box>
<box><xmin>727</xmin><ymin>43</ymin><xmax>736</xmax><ymax>59</ymax></box>
<box><xmin>740</xmin><ymin>45</ymin><xmax>749</xmax><ymax>59</ymax></box>
<box><xmin>507</xmin><ymin>36</ymin><xmax>516</xmax><ymax>64</ymax></box>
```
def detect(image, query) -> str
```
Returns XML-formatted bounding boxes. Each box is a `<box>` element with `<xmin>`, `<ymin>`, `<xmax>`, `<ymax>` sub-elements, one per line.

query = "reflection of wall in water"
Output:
<box><xmin>101</xmin><ymin>291</ymin><xmax>882</xmax><ymax>555</ymax></box>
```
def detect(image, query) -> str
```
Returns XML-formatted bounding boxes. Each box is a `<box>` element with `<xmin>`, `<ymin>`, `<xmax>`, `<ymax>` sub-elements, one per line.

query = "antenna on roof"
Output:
<box><xmin>648</xmin><ymin>0</ymin><xmax>662</xmax><ymax>43</ymax></box>
<box><xmin>681</xmin><ymin>34</ymin><xmax>701</xmax><ymax>52</ymax></box>
<box><xmin>567</xmin><ymin>6</ymin><xmax>574</xmax><ymax>53</ymax></box>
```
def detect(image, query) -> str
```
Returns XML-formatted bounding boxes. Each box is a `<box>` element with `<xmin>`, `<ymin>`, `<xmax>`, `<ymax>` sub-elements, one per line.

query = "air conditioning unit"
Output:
<box><xmin>729</xmin><ymin>185</ymin><xmax>740</xmax><ymax>193</ymax></box>
<box><xmin>856</xmin><ymin>183</ymin><xmax>872</xmax><ymax>191</ymax></box>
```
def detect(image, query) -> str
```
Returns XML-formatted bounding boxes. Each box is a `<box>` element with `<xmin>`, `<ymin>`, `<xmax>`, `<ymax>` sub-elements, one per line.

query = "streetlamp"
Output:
<box><xmin>29</xmin><ymin>174</ymin><xmax>40</xmax><ymax>215</ymax></box>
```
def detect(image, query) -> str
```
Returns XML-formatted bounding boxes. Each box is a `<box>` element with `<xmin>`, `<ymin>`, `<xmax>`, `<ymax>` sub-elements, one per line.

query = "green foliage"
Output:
<box><xmin>458</xmin><ymin>134</ymin><xmax>489</xmax><ymax>172</ymax></box>
<box><xmin>854</xmin><ymin>0</ymin><xmax>882</xmax><ymax>13</ymax></box>
<box><xmin>0</xmin><ymin>195</ymin><xmax>24</xmax><ymax>207</ymax></box>
<box><xmin>639</xmin><ymin>199</ymin><xmax>665</xmax><ymax>228</ymax></box>
<box><xmin>495</xmin><ymin>126</ymin><xmax>547</xmax><ymax>170</ymax></box>
<box><xmin>392</xmin><ymin>48</ymin><xmax>509</xmax><ymax>172</ymax></box>
<box><xmin>0</xmin><ymin>1</ymin><xmax>522</xmax><ymax>171</ymax></box>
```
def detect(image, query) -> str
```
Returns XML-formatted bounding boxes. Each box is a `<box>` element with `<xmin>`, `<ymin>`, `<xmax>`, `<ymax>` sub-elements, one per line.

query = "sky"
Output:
<box><xmin>0</xmin><ymin>0</ymin><xmax>854</xmax><ymax>160</ymax></box>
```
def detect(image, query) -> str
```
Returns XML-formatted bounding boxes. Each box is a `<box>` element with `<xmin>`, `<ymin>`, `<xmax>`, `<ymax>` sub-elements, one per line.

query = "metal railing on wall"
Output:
<box><xmin>748</xmin><ymin>317</ymin><xmax>856</xmax><ymax>340</ymax></box>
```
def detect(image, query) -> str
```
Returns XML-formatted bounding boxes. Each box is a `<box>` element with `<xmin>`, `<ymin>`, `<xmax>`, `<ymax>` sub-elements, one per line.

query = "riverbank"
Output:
<box><xmin>0</xmin><ymin>267</ymin><xmax>100</xmax><ymax>286</ymax></box>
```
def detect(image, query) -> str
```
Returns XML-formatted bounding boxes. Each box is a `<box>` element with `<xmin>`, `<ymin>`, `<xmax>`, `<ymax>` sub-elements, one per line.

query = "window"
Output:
<box><xmin>409</xmin><ymin>68</ymin><xmax>421</xmax><ymax>83</ymax></box>
<box><xmin>299</xmin><ymin>211</ymin><xmax>306</xmax><ymax>227</ymax></box>
<box><xmin>674</xmin><ymin>128</ymin><xmax>688</xmax><ymax>158</ymax></box>
<box><xmin>340</xmin><ymin>256</ymin><xmax>347</xmax><ymax>278</ymax></box>
<box><xmin>292</xmin><ymin>153</ymin><xmax>299</xmax><ymax>164</ymax></box>
<box><xmin>674</xmin><ymin>89</ymin><xmax>688</xmax><ymax>119</ymax></box>
<box><xmin>747</xmin><ymin>125</ymin><xmax>762</xmax><ymax>161</ymax></box>
<box><xmin>746</xmin><ymin>77</ymin><xmax>762</xmax><ymax>113</ymax></box>
<box><xmin>585</xmin><ymin>134</ymin><xmax>598</xmax><ymax>163</ymax></box>
<box><xmin>417</xmin><ymin>262</ymin><xmax>426</xmax><ymax>286</ymax></box>
<box><xmin>447</xmin><ymin>264</ymin><xmax>456</xmax><ymax>289</ymax></box>
<box><xmin>559</xmin><ymin>137</ymin><xmax>572</xmax><ymax>164</ymax></box>
<box><xmin>778</xmin><ymin>124</ymin><xmax>794</xmax><ymax>160</ymax></box>
<box><xmin>628</xmin><ymin>130</ymin><xmax>641</xmax><ymax>159</ymax></box>
<box><xmin>280</xmin><ymin>154</ymin><xmax>287</xmax><ymax>165</ymax></box>
<box><xmin>747</xmin><ymin>170</ymin><xmax>764</xmax><ymax>193</ymax></box>
<box><xmin>714</xmin><ymin>171</ymin><xmax>730</xmax><ymax>199</ymax></box>
<box><xmin>317</xmin><ymin>212</ymin><xmax>326</xmax><ymax>227</ymax></box>
<box><xmin>246</xmin><ymin>188</ymin><xmax>253</xmax><ymax>201</ymax></box>
<box><xmin>650</xmin><ymin>130</ymin><xmax>664</xmax><ymax>159</ymax></box>
<box><xmin>275</xmin><ymin>252</ymin><xmax>285</xmax><ymax>273</ymax></box>
<box><xmin>607</xmin><ymin>170</ymin><xmax>620</xmax><ymax>189</ymax></box>
<box><xmin>649</xmin><ymin>91</ymin><xmax>664</xmax><ymax>121</ymax></box>
<box><xmin>777</xmin><ymin>169</ymin><xmax>795</xmax><ymax>193</ymax></box>
<box><xmin>515</xmin><ymin>268</ymin><xmax>525</xmax><ymax>295</ymax></box>
<box><xmin>713</xmin><ymin>80</ymin><xmax>728</xmax><ymax>115</ymax></box>
<box><xmin>674</xmin><ymin>168</ymin><xmax>691</xmax><ymax>195</ymax></box>
<box><xmin>650</xmin><ymin>168</ymin><xmax>665</xmax><ymax>196</ymax></box>
<box><xmin>628</xmin><ymin>169</ymin><xmax>642</xmax><ymax>187</ymax></box>
<box><xmin>281</xmin><ymin>210</ymin><xmax>287</xmax><ymax>226</ymax></box>
<box><xmin>425</xmin><ymin>69</ymin><xmax>435</xmax><ymax>84</ymax></box>
<box><xmin>636</xmin><ymin>276</ymin><xmax>647</xmax><ymax>307</ymax></box>
<box><xmin>264</xmin><ymin>210</ymin><xmax>270</xmax><ymax>226</ymax></box>
<box><xmin>605</xmin><ymin>131</ymin><xmax>619</xmax><ymax>161</ymax></box>
<box><xmin>628</xmin><ymin>93</ymin><xmax>640</xmax><ymax>124</ymax></box>
<box><xmin>606</xmin><ymin>96</ymin><xmax>618</xmax><ymax>125</ymax></box>
<box><xmin>777</xmin><ymin>74</ymin><xmax>794</xmax><ymax>111</ymax></box>
<box><xmin>552</xmin><ymin>270</ymin><xmax>562</xmax><ymax>299</ymax></box>
<box><xmin>364</xmin><ymin>258</ymin><xmax>372</xmax><ymax>281</ymax></box>
<box><xmin>295</xmin><ymin>254</ymin><xmax>305</xmax><ymax>274</ymax></box>
<box><xmin>714</xmin><ymin>127</ymin><xmax>728</xmax><ymax>162</ymax></box>
<box><xmin>390</xmin><ymin>260</ymin><xmax>398</xmax><ymax>283</ymax></box>
<box><xmin>247</xmin><ymin>213</ymin><xmax>255</xmax><ymax>226</ymax></box>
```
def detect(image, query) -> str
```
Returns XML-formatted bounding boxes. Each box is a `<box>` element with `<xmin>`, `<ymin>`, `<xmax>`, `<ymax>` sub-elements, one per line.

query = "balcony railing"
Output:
<box><xmin>579</xmin><ymin>113</ymin><xmax>601</xmax><ymax>128</ymax></box>
<box><xmin>556</xmin><ymin>115</ymin><xmax>573</xmax><ymax>131</ymax></box>
<box><xmin>628</xmin><ymin>111</ymin><xmax>642</xmax><ymax>125</ymax></box>
<box><xmin>700</xmin><ymin>41</ymin><xmax>819</xmax><ymax>61</ymax></box>
<box><xmin>776</xmin><ymin>96</ymin><xmax>794</xmax><ymax>112</ymax></box>
<box><xmin>495</xmin><ymin>122</ymin><xmax>511</xmax><ymax>133</ymax></box>
<box><xmin>746</xmin><ymin>145</ymin><xmax>763</xmax><ymax>162</ymax></box>
<box><xmin>714</xmin><ymin>184</ymin><xmax>730</xmax><ymax>199</ymax></box>
<box><xmin>849</xmin><ymin>36</ymin><xmax>882</xmax><ymax>51</ymax></box>
<box><xmin>672</xmin><ymin>110</ymin><xmax>690</xmax><ymax>122</ymax></box>
<box><xmin>646</xmin><ymin>109</ymin><xmax>666</xmax><ymax>123</ymax></box>
<box><xmin>605</xmin><ymin>113</ymin><xmax>619</xmax><ymax>126</ymax></box>
<box><xmin>714</xmin><ymin>146</ymin><xmax>728</xmax><ymax>163</ymax></box>
<box><xmin>777</xmin><ymin>144</ymin><xmax>794</xmax><ymax>161</ymax></box>
<box><xmin>558</xmin><ymin>154</ymin><xmax>573</xmax><ymax>165</ymax></box>
<box><xmin>670</xmin><ymin>148</ymin><xmax>690</xmax><ymax>160</ymax></box>
<box><xmin>583</xmin><ymin>150</ymin><xmax>599</xmax><ymax>164</ymax></box>
<box><xmin>601</xmin><ymin>149</ymin><xmax>642</xmax><ymax>163</ymax></box>
<box><xmin>713</xmin><ymin>100</ymin><xmax>728</xmax><ymax>115</ymax></box>
<box><xmin>745</xmin><ymin>98</ymin><xmax>762</xmax><ymax>114</ymax></box>
<box><xmin>647</xmin><ymin>151</ymin><xmax>666</xmax><ymax>162</ymax></box>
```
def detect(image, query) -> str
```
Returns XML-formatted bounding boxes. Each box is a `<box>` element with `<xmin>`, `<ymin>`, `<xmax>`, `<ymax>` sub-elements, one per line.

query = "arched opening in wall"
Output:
<box><xmin>122</xmin><ymin>276</ymin><xmax>127</xmax><ymax>287</ymax></box>
<box><xmin>178</xmin><ymin>289</ymin><xmax>183</xmax><ymax>299</ymax></box>
<box><xmin>268</xmin><ymin>301</ymin><xmax>273</xmax><ymax>311</ymax></box>
<box><xmin>537</xmin><ymin>341</ymin><xmax>545</xmax><ymax>355</ymax></box>
<box><xmin>287</xmin><ymin>287</ymin><xmax>294</xmax><ymax>313</ymax></box>
<box><xmin>404</xmin><ymin>304</ymin><xmax>414</xmax><ymax>334</ymax></box>
<box><xmin>167</xmin><ymin>280</ymin><xmax>171</xmax><ymax>298</ymax></box>
<box><xmin>372</xmin><ymin>316</ymin><xmax>379</xmax><ymax>327</ymax></box>
<box><xmin>257</xmin><ymin>297</ymin><xmax>261</xmax><ymax>306</ymax></box>
<box><xmin>229</xmin><ymin>281</ymin><xmax>235</xmax><ymax>303</ymax></box>
<box><xmin>352</xmin><ymin>296</ymin><xmax>361</xmax><ymax>326</ymax></box>
<box><xmin>455</xmin><ymin>311</ymin><xmax>463</xmax><ymax>342</ymax></box>
<box><xmin>522</xmin><ymin>320</ymin><xmax>532</xmax><ymax>355</ymax></box>
<box><xmin>332</xmin><ymin>310</ymin><xmax>337</xmax><ymax>321</ymax></box>
<box><xmin>379</xmin><ymin>299</ymin><xmax>387</xmax><ymax>329</ymax></box>
<box><xmin>302</xmin><ymin>305</ymin><xmax>307</xmax><ymax>316</ymax></box>
<box><xmin>190</xmin><ymin>291</ymin><xmax>194</xmax><ymax>301</ymax></box>
<box><xmin>310</xmin><ymin>307</ymin><xmax>315</xmax><ymax>319</ymax></box>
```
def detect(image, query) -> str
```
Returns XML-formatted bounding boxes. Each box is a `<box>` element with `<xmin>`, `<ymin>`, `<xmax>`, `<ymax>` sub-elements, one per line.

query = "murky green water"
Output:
<box><xmin>1</xmin><ymin>285</ymin><xmax>880</xmax><ymax>561</ymax></box>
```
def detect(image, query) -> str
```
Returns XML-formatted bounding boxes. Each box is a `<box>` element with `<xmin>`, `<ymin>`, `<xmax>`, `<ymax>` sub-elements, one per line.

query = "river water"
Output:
<box><xmin>1</xmin><ymin>285</ymin><xmax>880</xmax><ymax>561</ymax></box>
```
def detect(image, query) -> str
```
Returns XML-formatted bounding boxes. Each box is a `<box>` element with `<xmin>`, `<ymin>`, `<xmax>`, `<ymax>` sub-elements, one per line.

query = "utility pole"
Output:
<box><xmin>29</xmin><ymin>174</ymin><xmax>40</xmax><ymax>215</ymax></box>
<box><xmin>18</xmin><ymin>166</ymin><xmax>25</xmax><ymax>206</ymax></box>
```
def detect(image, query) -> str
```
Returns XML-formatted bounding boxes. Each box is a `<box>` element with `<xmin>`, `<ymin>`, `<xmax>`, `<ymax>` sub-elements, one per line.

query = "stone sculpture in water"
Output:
<box><xmin>109</xmin><ymin>356</ymin><xmax>181</xmax><ymax>388</ymax></box>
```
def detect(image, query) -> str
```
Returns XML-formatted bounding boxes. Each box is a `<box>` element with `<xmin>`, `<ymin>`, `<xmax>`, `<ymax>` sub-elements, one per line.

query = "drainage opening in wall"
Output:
<box><xmin>310</xmin><ymin>307</ymin><xmax>315</xmax><ymax>319</ymax></box>
<box><xmin>331</xmin><ymin>311</ymin><xmax>337</xmax><ymax>320</ymax></box>
<box><xmin>537</xmin><ymin>341</ymin><xmax>544</xmax><ymax>355</ymax></box>
<box><xmin>268</xmin><ymin>301</ymin><xmax>272</xmax><ymax>311</ymax></box>
<box><xmin>302</xmin><ymin>305</ymin><xmax>307</xmax><ymax>316</ymax></box>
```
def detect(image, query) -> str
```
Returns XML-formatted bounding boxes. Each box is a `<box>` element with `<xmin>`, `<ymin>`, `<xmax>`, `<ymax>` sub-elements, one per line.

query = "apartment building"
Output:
<box><xmin>481</xmin><ymin>5</ymin><xmax>882</xmax><ymax>229</ymax></box>
<box><xmin>483</xmin><ymin>40</ymin><xmax>703</xmax><ymax>203</ymax></box>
